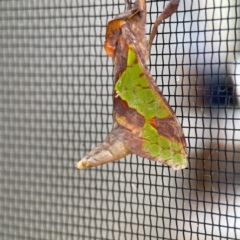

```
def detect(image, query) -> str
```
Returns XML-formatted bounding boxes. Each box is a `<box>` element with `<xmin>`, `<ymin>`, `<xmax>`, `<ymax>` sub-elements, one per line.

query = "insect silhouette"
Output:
<box><xmin>76</xmin><ymin>0</ymin><xmax>187</xmax><ymax>170</ymax></box>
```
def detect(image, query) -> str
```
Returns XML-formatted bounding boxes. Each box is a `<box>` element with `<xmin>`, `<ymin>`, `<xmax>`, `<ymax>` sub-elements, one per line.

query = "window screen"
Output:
<box><xmin>1</xmin><ymin>0</ymin><xmax>239</xmax><ymax>239</ymax></box>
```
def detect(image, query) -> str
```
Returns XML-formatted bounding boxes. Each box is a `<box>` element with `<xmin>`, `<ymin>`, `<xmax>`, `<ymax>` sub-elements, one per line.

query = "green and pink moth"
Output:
<box><xmin>76</xmin><ymin>0</ymin><xmax>188</xmax><ymax>170</ymax></box>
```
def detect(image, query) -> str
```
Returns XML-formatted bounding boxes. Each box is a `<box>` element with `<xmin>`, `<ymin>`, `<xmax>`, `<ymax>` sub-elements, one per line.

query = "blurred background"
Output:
<box><xmin>0</xmin><ymin>0</ymin><xmax>239</xmax><ymax>239</ymax></box>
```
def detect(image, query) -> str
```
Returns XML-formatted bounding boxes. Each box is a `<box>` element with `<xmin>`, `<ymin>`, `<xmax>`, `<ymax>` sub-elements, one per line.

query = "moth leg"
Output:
<box><xmin>135</xmin><ymin>0</ymin><xmax>146</xmax><ymax>11</ymax></box>
<box><xmin>125</xmin><ymin>0</ymin><xmax>132</xmax><ymax>10</ymax></box>
<box><xmin>126</xmin><ymin>0</ymin><xmax>132</xmax><ymax>9</ymax></box>
<box><xmin>148</xmin><ymin>0</ymin><xmax>180</xmax><ymax>51</ymax></box>
<box><xmin>126</xmin><ymin>0</ymin><xmax>146</xmax><ymax>10</ymax></box>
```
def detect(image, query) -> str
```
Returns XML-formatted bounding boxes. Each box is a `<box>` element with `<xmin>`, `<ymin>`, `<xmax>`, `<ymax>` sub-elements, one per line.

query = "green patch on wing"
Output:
<box><xmin>142</xmin><ymin>123</ymin><xmax>181</xmax><ymax>162</ymax></box>
<box><xmin>115</xmin><ymin>45</ymin><xmax>187</xmax><ymax>167</ymax></box>
<box><xmin>115</xmin><ymin>45</ymin><xmax>171</xmax><ymax>120</ymax></box>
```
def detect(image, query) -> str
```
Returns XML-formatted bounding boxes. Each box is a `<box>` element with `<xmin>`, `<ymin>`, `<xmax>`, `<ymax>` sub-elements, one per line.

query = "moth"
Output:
<box><xmin>77</xmin><ymin>0</ymin><xmax>187</xmax><ymax>170</ymax></box>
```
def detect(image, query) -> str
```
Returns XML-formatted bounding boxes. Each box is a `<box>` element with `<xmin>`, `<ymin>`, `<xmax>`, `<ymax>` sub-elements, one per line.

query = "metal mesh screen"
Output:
<box><xmin>1</xmin><ymin>0</ymin><xmax>239</xmax><ymax>239</ymax></box>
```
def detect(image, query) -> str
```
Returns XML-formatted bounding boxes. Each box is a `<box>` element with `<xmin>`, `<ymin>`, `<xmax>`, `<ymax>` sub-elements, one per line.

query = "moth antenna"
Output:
<box><xmin>76</xmin><ymin>132</ymin><xmax>131</xmax><ymax>169</ymax></box>
<box><xmin>148</xmin><ymin>0</ymin><xmax>180</xmax><ymax>51</ymax></box>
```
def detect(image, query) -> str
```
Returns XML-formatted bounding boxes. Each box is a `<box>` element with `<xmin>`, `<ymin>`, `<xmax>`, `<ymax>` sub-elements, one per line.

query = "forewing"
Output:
<box><xmin>113</xmin><ymin>45</ymin><xmax>187</xmax><ymax>169</ymax></box>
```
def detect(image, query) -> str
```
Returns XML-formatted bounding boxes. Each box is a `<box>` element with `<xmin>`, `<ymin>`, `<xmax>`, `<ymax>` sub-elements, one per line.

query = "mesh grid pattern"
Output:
<box><xmin>1</xmin><ymin>0</ymin><xmax>240</xmax><ymax>239</ymax></box>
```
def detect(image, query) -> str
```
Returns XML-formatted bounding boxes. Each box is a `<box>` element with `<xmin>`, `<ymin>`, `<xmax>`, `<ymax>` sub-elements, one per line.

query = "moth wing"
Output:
<box><xmin>113</xmin><ymin>45</ymin><xmax>187</xmax><ymax>170</ymax></box>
